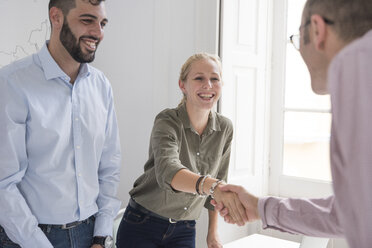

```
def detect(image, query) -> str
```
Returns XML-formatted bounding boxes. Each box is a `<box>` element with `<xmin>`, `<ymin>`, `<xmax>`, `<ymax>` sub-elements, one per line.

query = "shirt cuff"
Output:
<box><xmin>162</xmin><ymin>165</ymin><xmax>187</xmax><ymax>193</ymax></box>
<box><xmin>16</xmin><ymin>228</ymin><xmax>53</xmax><ymax>248</ymax></box>
<box><xmin>258</xmin><ymin>196</ymin><xmax>280</xmax><ymax>229</ymax></box>
<box><xmin>94</xmin><ymin>214</ymin><xmax>114</xmax><ymax>237</ymax></box>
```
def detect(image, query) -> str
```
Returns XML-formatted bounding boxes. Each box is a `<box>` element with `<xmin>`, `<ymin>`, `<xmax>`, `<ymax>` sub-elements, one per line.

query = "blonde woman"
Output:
<box><xmin>116</xmin><ymin>53</ymin><xmax>247</xmax><ymax>248</ymax></box>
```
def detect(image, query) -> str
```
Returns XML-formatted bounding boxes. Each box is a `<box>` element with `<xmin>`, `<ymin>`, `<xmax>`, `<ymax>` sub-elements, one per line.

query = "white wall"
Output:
<box><xmin>93</xmin><ymin>1</ymin><xmax>224</xmax><ymax>247</ymax></box>
<box><xmin>94</xmin><ymin>1</ymin><xmax>157</xmax><ymax>206</ymax></box>
<box><xmin>89</xmin><ymin>2</ymin><xmax>349</xmax><ymax>248</ymax></box>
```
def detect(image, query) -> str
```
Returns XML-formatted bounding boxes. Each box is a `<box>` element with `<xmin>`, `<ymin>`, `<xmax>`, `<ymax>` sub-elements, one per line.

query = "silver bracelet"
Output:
<box><xmin>210</xmin><ymin>179</ymin><xmax>225</xmax><ymax>199</ymax></box>
<box><xmin>199</xmin><ymin>175</ymin><xmax>211</xmax><ymax>196</ymax></box>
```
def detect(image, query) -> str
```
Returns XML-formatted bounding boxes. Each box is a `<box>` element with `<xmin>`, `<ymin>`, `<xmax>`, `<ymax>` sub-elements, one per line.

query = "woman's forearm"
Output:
<box><xmin>170</xmin><ymin>169</ymin><xmax>219</xmax><ymax>195</ymax></box>
<box><xmin>170</xmin><ymin>169</ymin><xmax>199</xmax><ymax>193</ymax></box>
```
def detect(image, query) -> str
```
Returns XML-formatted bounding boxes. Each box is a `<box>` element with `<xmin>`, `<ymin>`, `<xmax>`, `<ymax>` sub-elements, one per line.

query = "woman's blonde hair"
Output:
<box><xmin>178</xmin><ymin>53</ymin><xmax>222</xmax><ymax>106</ymax></box>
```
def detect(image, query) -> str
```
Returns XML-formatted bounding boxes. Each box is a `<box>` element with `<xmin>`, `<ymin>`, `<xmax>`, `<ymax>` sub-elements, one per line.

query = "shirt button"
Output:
<box><xmin>78</xmin><ymin>173</ymin><xmax>82</xmax><ymax>177</ymax></box>
<box><xmin>76</xmin><ymin>146</ymin><xmax>81</xmax><ymax>149</ymax></box>
<box><xmin>196</xmin><ymin>152</ymin><xmax>200</xmax><ymax>156</ymax></box>
<box><xmin>75</xmin><ymin>118</ymin><xmax>79</xmax><ymax>121</ymax></box>
<box><xmin>184</xmin><ymin>207</ymin><xmax>188</xmax><ymax>210</ymax></box>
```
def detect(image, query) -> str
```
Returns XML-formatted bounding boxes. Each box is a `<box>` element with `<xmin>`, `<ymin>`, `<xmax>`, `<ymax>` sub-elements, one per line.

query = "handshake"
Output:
<box><xmin>210</xmin><ymin>184</ymin><xmax>261</xmax><ymax>226</ymax></box>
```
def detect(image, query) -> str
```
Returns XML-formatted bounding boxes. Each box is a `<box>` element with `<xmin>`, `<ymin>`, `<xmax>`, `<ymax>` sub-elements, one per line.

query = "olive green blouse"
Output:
<box><xmin>129</xmin><ymin>103</ymin><xmax>233</xmax><ymax>220</ymax></box>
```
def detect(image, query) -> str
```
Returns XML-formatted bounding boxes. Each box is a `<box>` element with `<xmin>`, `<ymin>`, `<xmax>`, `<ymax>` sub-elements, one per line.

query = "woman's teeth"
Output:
<box><xmin>198</xmin><ymin>93</ymin><xmax>214</xmax><ymax>99</ymax></box>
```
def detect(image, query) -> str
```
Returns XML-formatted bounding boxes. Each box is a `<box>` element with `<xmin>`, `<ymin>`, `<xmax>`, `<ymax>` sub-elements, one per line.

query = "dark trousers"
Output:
<box><xmin>0</xmin><ymin>217</ymin><xmax>94</xmax><ymax>248</ymax></box>
<box><xmin>116</xmin><ymin>203</ymin><xmax>196</xmax><ymax>248</ymax></box>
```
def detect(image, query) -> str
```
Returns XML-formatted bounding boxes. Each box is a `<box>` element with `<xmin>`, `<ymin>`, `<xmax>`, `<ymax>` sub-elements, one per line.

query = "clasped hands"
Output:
<box><xmin>212</xmin><ymin>184</ymin><xmax>260</xmax><ymax>226</ymax></box>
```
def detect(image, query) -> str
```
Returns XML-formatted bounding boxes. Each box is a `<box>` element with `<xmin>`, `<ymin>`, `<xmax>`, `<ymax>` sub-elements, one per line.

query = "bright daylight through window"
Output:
<box><xmin>283</xmin><ymin>0</ymin><xmax>332</xmax><ymax>181</ymax></box>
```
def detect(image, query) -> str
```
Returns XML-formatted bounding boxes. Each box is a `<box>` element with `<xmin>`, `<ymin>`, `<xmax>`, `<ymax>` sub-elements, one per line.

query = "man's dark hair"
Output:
<box><xmin>49</xmin><ymin>0</ymin><xmax>105</xmax><ymax>16</ymax></box>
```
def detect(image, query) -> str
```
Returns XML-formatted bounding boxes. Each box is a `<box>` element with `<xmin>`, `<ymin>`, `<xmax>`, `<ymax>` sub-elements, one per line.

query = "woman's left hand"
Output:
<box><xmin>207</xmin><ymin>232</ymin><xmax>223</xmax><ymax>248</ymax></box>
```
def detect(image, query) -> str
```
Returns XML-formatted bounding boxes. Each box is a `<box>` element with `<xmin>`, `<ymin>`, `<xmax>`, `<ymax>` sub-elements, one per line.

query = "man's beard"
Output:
<box><xmin>59</xmin><ymin>20</ymin><xmax>99</xmax><ymax>63</ymax></box>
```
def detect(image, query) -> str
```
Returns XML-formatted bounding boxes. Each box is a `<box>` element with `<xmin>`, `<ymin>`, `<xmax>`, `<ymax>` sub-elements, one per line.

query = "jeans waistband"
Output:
<box><xmin>129</xmin><ymin>198</ymin><xmax>179</xmax><ymax>224</ymax></box>
<box><xmin>38</xmin><ymin>215</ymin><xmax>95</xmax><ymax>230</ymax></box>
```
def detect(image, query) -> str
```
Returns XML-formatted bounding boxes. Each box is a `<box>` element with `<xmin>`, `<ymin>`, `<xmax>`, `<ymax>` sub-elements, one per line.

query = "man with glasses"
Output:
<box><xmin>213</xmin><ymin>0</ymin><xmax>372</xmax><ymax>247</ymax></box>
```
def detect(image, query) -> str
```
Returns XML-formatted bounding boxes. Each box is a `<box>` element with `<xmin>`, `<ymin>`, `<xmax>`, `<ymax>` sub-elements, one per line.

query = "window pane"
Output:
<box><xmin>287</xmin><ymin>0</ymin><xmax>306</xmax><ymax>37</ymax></box>
<box><xmin>283</xmin><ymin>112</ymin><xmax>332</xmax><ymax>181</ymax></box>
<box><xmin>283</xmin><ymin>0</ymin><xmax>332</xmax><ymax>182</ymax></box>
<box><xmin>285</xmin><ymin>0</ymin><xmax>330</xmax><ymax>110</ymax></box>
<box><xmin>285</xmin><ymin>44</ymin><xmax>331</xmax><ymax>110</ymax></box>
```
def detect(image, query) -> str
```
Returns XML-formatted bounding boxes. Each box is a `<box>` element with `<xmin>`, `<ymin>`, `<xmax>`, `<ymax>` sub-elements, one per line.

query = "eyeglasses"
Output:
<box><xmin>289</xmin><ymin>17</ymin><xmax>335</xmax><ymax>51</ymax></box>
<box><xmin>289</xmin><ymin>34</ymin><xmax>301</xmax><ymax>51</ymax></box>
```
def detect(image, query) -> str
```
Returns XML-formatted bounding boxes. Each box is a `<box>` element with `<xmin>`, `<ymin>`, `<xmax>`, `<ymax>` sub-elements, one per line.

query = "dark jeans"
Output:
<box><xmin>116</xmin><ymin>203</ymin><xmax>196</xmax><ymax>248</ymax></box>
<box><xmin>0</xmin><ymin>217</ymin><xmax>94</xmax><ymax>248</ymax></box>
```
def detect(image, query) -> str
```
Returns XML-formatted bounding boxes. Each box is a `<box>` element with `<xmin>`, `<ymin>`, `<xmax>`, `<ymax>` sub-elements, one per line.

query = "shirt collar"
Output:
<box><xmin>208</xmin><ymin>110</ymin><xmax>220</xmax><ymax>132</ymax></box>
<box><xmin>38</xmin><ymin>41</ymin><xmax>91</xmax><ymax>81</ymax></box>
<box><xmin>178</xmin><ymin>102</ymin><xmax>221</xmax><ymax>135</ymax></box>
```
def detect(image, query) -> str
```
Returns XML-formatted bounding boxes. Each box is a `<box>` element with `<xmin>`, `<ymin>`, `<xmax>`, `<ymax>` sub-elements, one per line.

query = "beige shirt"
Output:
<box><xmin>130</xmin><ymin>103</ymin><xmax>233</xmax><ymax>220</ymax></box>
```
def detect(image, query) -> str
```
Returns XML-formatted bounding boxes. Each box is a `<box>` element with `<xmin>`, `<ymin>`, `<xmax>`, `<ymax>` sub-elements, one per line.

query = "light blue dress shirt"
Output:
<box><xmin>0</xmin><ymin>42</ymin><xmax>122</xmax><ymax>247</ymax></box>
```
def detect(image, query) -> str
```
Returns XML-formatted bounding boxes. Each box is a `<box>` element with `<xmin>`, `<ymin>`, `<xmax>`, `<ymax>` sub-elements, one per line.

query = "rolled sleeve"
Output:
<box><xmin>151</xmin><ymin>118</ymin><xmax>187</xmax><ymax>192</ymax></box>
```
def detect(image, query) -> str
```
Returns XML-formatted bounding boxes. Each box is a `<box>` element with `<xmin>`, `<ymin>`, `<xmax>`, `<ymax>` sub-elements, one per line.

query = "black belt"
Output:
<box><xmin>38</xmin><ymin>215</ymin><xmax>95</xmax><ymax>230</ymax></box>
<box><xmin>129</xmin><ymin>198</ymin><xmax>178</xmax><ymax>224</ymax></box>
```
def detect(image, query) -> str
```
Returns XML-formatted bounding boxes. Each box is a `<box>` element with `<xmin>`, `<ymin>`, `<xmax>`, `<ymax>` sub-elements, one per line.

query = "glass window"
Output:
<box><xmin>282</xmin><ymin>0</ymin><xmax>332</xmax><ymax>181</ymax></box>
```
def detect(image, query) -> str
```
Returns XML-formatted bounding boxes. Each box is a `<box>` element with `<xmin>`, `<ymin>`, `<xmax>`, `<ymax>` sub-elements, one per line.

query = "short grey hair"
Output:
<box><xmin>304</xmin><ymin>0</ymin><xmax>372</xmax><ymax>42</ymax></box>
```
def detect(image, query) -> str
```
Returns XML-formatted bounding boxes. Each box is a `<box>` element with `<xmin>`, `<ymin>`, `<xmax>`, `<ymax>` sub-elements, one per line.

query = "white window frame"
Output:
<box><xmin>268</xmin><ymin>0</ymin><xmax>333</xmax><ymax>198</ymax></box>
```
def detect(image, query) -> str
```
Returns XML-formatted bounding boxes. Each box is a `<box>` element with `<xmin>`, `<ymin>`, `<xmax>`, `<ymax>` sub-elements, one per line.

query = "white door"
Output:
<box><xmin>219</xmin><ymin>0</ymin><xmax>272</xmax><ymax>240</ymax></box>
<box><xmin>220</xmin><ymin>0</ymin><xmax>272</xmax><ymax>198</ymax></box>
